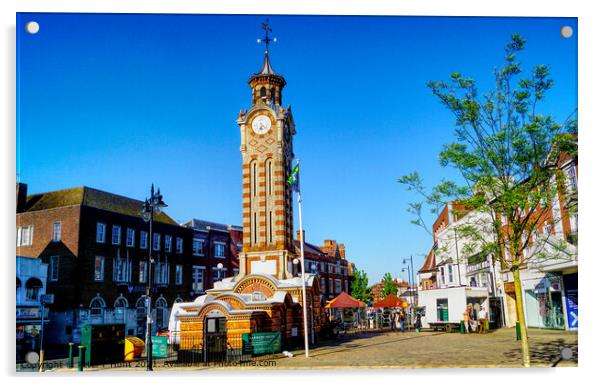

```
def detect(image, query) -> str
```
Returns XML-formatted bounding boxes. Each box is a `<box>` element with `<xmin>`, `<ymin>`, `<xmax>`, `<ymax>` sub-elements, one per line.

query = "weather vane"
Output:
<box><xmin>257</xmin><ymin>18</ymin><xmax>277</xmax><ymax>54</ymax></box>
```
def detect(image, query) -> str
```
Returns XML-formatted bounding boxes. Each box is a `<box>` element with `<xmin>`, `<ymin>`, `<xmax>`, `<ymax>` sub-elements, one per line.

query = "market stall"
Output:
<box><xmin>324</xmin><ymin>292</ymin><xmax>367</xmax><ymax>333</ymax></box>
<box><xmin>371</xmin><ymin>294</ymin><xmax>409</xmax><ymax>330</ymax></box>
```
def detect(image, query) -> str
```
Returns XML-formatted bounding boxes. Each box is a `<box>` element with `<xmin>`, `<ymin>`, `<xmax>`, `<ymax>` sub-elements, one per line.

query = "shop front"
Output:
<box><xmin>522</xmin><ymin>273</ymin><xmax>566</xmax><ymax>329</ymax></box>
<box><xmin>562</xmin><ymin>273</ymin><xmax>578</xmax><ymax>330</ymax></box>
<box><xmin>16</xmin><ymin>306</ymin><xmax>48</xmax><ymax>362</ymax></box>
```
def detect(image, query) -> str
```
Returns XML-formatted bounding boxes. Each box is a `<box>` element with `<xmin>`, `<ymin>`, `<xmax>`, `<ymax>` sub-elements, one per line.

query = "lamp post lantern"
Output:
<box><xmin>140</xmin><ymin>184</ymin><xmax>167</xmax><ymax>371</ymax></box>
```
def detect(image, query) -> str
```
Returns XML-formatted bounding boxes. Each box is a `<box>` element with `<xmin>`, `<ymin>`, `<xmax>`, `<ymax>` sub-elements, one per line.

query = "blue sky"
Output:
<box><xmin>16</xmin><ymin>13</ymin><xmax>577</xmax><ymax>284</ymax></box>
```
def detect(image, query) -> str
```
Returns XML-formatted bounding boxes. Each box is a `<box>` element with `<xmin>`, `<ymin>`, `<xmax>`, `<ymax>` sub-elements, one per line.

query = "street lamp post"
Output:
<box><xmin>402</xmin><ymin>256</ymin><xmax>416</xmax><ymax>306</ymax></box>
<box><xmin>141</xmin><ymin>184</ymin><xmax>167</xmax><ymax>372</ymax></box>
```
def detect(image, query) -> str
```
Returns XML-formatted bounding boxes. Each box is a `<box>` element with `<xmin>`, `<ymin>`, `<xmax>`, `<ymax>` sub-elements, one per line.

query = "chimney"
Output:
<box><xmin>16</xmin><ymin>183</ymin><xmax>27</xmax><ymax>213</ymax></box>
<box><xmin>338</xmin><ymin>243</ymin><xmax>346</xmax><ymax>259</ymax></box>
<box><xmin>296</xmin><ymin>230</ymin><xmax>306</xmax><ymax>242</ymax></box>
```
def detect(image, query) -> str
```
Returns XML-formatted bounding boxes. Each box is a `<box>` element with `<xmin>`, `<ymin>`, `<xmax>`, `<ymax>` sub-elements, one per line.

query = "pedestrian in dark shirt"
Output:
<box><xmin>415</xmin><ymin>312</ymin><xmax>422</xmax><ymax>333</ymax></box>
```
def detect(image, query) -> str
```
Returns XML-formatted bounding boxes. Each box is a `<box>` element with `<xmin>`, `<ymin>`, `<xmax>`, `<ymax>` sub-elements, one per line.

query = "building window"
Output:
<box><xmin>448</xmin><ymin>265</ymin><xmax>454</xmax><ymax>283</ymax></box>
<box><xmin>90</xmin><ymin>295</ymin><xmax>106</xmax><ymax>317</ymax></box>
<box><xmin>212</xmin><ymin>266</ymin><xmax>227</xmax><ymax>282</ymax></box>
<box><xmin>155</xmin><ymin>297</ymin><xmax>168</xmax><ymax>330</ymax></box>
<box><xmin>140</xmin><ymin>231</ymin><xmax>148</xmax><ymax>249</ymax></box>
<box><xmin>126</xmin><ymin>228</ymin><xmax>135</xmax><ymax>247</ymax></box>
<box><xmin>49</xmin><ymin>256</ymin><xmax>59</xmax><ymax>281</ymax></box>
<box><xmin>153</xmin><ymin>233</ymin><xmax>161</xmax><ymax>251</ymax></box>
<box><xmin>567</xmin><ymin>165</ymin><xmax>578</xmax><ymax>191</ymax></box>
<box><xmin>135</xmin><ymin>296</ymin><xmax>147</xmax><ymax>337</ymax></box>
<box><xmin>335</xmin><ymin>279</ymin><xmax>342</xmax><ymax>294</ymax></box>
<box><xmin>113</xmin><ymin>253</ymin><xmax>131</xmax><ymax>283</ymax></box>
<box><xmin>17</xmin><ymin>225</ymin><xmax>34</xmax><ymax>246</ymax></box>
<box><xmin>329</xmin><ymin>278</ymin><xmax>334</xmax><ymax>294</ymax></box>
<box><xmin>139</xmin><ymin>261</ymin><xmax>148</xmax><ymax>283</ymax></box>
<box><xmin>52</xmin><ymin>222</ymin><xmax>61</xmax><ymax>242</ymax></box>
<box><xmin>192</xmin><ymin>266</ymin><xmax>205</xmax><ymax>293</ymax></box>
<box><xmin>214</xmin><ymin>242</ymin><xmax>225</xmax><ymax>258</ymax></box>
<box><xmin>175</xmin><ymin>264</ymin><xmax>183</xmax><ymax>285</ymax></box>
<box><xmin>94</xmin><ymin>256</ymin><xmax>105</xmax><ymax>281</ymax></box>
<box><xmin>321</xmin><ymin>277</ymin><xmax>326</xmax><ymax>292</ymax></box>
<box><xmin>440</xmin><ymin>267</ymin><xmax>445</xmax><ymax>285</ymax></box>
<box><xmin>192</xmin><ymin>238</ymin><xmax>204</xmax><ymax>256</ymax></box>
<box><xmin>165</xmin><ymin>235</ymin><xmax>172</xmax><ymax>252</ymax></box>
<box><xmin>25</xmin><ymin>278</ymin><xmax>43</xmax><ymax>301</ymax></box>
<box><xmin>114</xmin><ymin>296</ymin><xmax>128</xmax><ymax>323</ymax></box>
<box><xmin>543</xmin><ymin>222</ymin><xmax>552</xmax><ymax>236</ymax></box>
<box><xmin>176</xmin><ymin>237</ymin><xmax>183</xmax><ymax>254</ymax></box>
<box><xmin>155</xmin><ymin>262</ymin><xmax>169</xmax><ymax>285</ymax></box>
<box><xmin>112</xmin><ymin>225</ymin><xmax>121</xmax><ymax>245</ymax></box>
<box><xmin>94</xmin><ymin>223</ymin><xmax>105</xmax><ymax>243</ymax></box>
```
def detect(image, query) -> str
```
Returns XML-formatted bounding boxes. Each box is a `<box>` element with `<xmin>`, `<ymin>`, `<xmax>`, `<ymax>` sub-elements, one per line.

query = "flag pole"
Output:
<box><xmin>295</xmin><ymin>160</ymin><xmax>310</xmax><ymax>358</ymax></box>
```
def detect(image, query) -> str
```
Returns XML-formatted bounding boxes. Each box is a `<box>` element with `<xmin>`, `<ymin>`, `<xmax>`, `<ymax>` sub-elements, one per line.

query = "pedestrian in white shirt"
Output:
<box><xmin>478</xmin><ymin>308</ymin><xmax>487</xmax><ymax>334</ymax></box>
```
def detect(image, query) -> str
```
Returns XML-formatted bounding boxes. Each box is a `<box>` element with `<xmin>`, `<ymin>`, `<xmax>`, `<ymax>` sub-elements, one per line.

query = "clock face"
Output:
<box><xmin>251</xmin><ymin>115</ymin><xmax>272</xmax><ymax>135</ymax></box>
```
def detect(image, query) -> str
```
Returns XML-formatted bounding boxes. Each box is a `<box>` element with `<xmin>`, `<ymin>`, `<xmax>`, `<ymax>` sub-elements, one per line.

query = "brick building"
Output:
<box><xmin>181</xmin><ymin>219</ymin><xmax>242</xmax><ymax>295</ymax></box>
<box><xmin>370</xmin><ymin>278</ymin><xmax>410</xmax><ymax>300</ymax></box>
<box><xmin>293</xmin><ymin>231</ymin><xmax>354</xmax><ymax>302</ymax></box>
<box><xmin>416</xmin><ymin>142</ymin><xmax>578</xmax><ymax>330</ymax></box>
<box><xmin>15</xmin><ymin>183</ymin><xmax>240</xmax><ymax>344</ymax></box>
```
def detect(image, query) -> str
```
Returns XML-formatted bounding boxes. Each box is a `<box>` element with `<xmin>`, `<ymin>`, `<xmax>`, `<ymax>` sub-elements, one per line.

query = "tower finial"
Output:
<box><xmin>257</xmin><ymin>18</ymin><xmax>276</xmax><ymax>54</ymax></box>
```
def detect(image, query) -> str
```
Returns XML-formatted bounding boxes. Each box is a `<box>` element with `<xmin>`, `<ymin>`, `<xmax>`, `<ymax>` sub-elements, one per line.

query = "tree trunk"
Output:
<box><xmin>512</xmin><ymin>266</ymin><xmax>531</xmax><ymax>367</ymax></box>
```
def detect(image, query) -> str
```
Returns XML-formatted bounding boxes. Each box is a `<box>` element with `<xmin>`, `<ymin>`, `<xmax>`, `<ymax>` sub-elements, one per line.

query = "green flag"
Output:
<box><xmin>287</xmin><ymin>162</ymin><xmax>300</xmax><ymax>192</ymax></box>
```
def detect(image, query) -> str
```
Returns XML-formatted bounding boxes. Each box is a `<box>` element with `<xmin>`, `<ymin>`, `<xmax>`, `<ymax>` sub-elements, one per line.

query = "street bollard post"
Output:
<box><xmin>515</xmin><ymin>322</ymin><xmax>521</xmax><ymax>341</ymax></box>
<box><xmin>68</xmin><ymin>342</ymin><xmax>74</xmax><ymax>368</ymax></box>
<box><xmin>77</xmin><ymin>345</ymin><xmax>86</xmax><ymax>371</ymax></box>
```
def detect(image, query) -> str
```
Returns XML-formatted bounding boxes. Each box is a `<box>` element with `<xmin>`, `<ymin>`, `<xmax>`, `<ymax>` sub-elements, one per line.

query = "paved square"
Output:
<box><xmin>265</xmin><ymin>328</ymin><xmax>578</xmax><ymax>369</ymax></box>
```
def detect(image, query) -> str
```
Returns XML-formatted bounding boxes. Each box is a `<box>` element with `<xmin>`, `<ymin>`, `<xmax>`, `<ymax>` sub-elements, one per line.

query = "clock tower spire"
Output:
<box><xmin>236</xmin><ymin>20</ymin><xmax>296</xmax><ymax>280</ymax></box>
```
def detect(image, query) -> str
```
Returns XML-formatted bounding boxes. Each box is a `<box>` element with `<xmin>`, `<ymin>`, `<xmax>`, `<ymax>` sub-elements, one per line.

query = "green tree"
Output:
<box><xmin>350</xmin><ymin>269</ymin><xmax>373</xmax><ymax>304</ymax></box>
<box><xmin>399</xmin><ymin>34</ymin><xmax>577</xmax><ymax>367</ymax></box>
<box><xmin>381</xmin><ymin>272</ymin><xmax>398</xmax><ymax>298</ymax></box>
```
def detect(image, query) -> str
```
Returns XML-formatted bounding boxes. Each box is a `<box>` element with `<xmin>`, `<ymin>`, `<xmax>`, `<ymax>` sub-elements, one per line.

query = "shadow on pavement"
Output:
<box><xmin>503</xmin><ymin>338</ymin><xmax>578</xmax><ymax>366</ymax></box>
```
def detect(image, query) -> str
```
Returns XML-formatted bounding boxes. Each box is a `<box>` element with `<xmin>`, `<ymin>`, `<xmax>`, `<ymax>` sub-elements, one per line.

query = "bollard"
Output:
<box><xmin>515</xmin><ymin>322</ymin><xmax>521</xmax><ymax>341</ymax></box>
<box><xmin>39</xmin><ymin>349</ymin><xmax>44</xmax><ymax>372</ymax></box>
<box><xmin>68</xmin><ymin>342</ymin><xmax>74</xmax><ymax>368</ymax></box>
<box><xmin>460</xmin><ymin>322</ymin><xmax>465</xmax><ymax>334</ymax></box>
<box><xmin>77</xmin><ymin>345</ymin><xmax>86</xmax><ymax>371</ymax></box>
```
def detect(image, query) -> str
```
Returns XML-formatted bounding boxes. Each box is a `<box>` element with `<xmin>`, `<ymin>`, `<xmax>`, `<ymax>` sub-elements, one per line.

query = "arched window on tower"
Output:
<box><xmin>260</xmin><ymin>87</ymin><xmax>267</xmax><ymax>102</ymax></box>
<box><xmin>251</xmin><ymin>161</ymin><xmax>257</xmax><ymax>197</ymax></box>
<box><xmin>270</xmin><ymin>87</ymin><xmax>275</xmax><ymax>103</ymax></box>
<box><xmin>266</xmin><ymin>159</ymin><xmax>273</xmax><ymax>196</ymax></box>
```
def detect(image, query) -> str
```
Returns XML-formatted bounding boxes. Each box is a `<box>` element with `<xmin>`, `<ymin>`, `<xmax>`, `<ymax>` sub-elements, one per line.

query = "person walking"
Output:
<box><xmin>415</xmin><ymin>312</ymin><xmax>422</xmax><ymax>333</ymax></box>
<box><xmin>478</xmin><ymin>307</ymin><xmax>488</xmax><ymax>334</ymax></box>
<box><xmin>390</xmin><ymin>309</ymin><xmax>398</xmax><ymax>332</ymax></box>
<box><xmin>463</xmin><ymin>306</ymin><xmax>471</xmax><ymax>334</ymax></box>
<box><xmin>400</xmin><ymin>309</ymin><xmax>406</xmax><ymax>332</ymax></box>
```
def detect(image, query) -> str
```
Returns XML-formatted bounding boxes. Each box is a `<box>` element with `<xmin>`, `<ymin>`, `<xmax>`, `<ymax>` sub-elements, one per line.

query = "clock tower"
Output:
<box><xmin>235</xmin><ymin>22</ymin><xmax>296</xmax><ymax>280</ymax></box>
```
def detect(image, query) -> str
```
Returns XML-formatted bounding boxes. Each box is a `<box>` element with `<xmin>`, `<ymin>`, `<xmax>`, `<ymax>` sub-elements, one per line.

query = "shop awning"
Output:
<box><xmin>25</xmin><ymin>277</ymin><xmax>43</xmax><ymax>288</ymax></box>
<box><xmin>373</xmin><ymin>294</ymin><xmax>407</xmax><ymax>308</ymax></box>
<box><xmin>325</xmin><ymin>292</ymin><xmax>367</xmax><ymax>309</ymax></box>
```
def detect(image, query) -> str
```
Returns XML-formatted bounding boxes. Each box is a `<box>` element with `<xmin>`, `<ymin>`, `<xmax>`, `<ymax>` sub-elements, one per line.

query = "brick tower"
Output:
<box><xmin>235</xmin><ymin>24</ymin><xmax>296</xmax><ymax>281</ymax></box>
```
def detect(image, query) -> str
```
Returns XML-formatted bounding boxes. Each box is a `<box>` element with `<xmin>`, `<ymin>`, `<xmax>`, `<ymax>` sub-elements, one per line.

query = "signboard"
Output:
<box><xmin>250</xmin><ymin>259</ymin><xmax>277</xmax><ymax>275</ymax></box>
<box><xmin>40</xmin><ymin>294</ymin><xmax>55</xmax><ymax>304</ymax></box>
<box><xmin>151</xmin><ymin>336</ymin><xmax>168</xmax><ymax>358</ymax></box>
<box><xmin>563</xmin><ymin>273</ymin><xmax>578</xmax><ymax>329</ymax></box>
<box><xmin>16</xmin><ymin>307</ymin><xmax>40</xmax><ymax>319</ymax></box>
<box><xmin>242</xmin><ymin>332</ymin><xmax>281</xmax><ymax>355</ymax></box>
